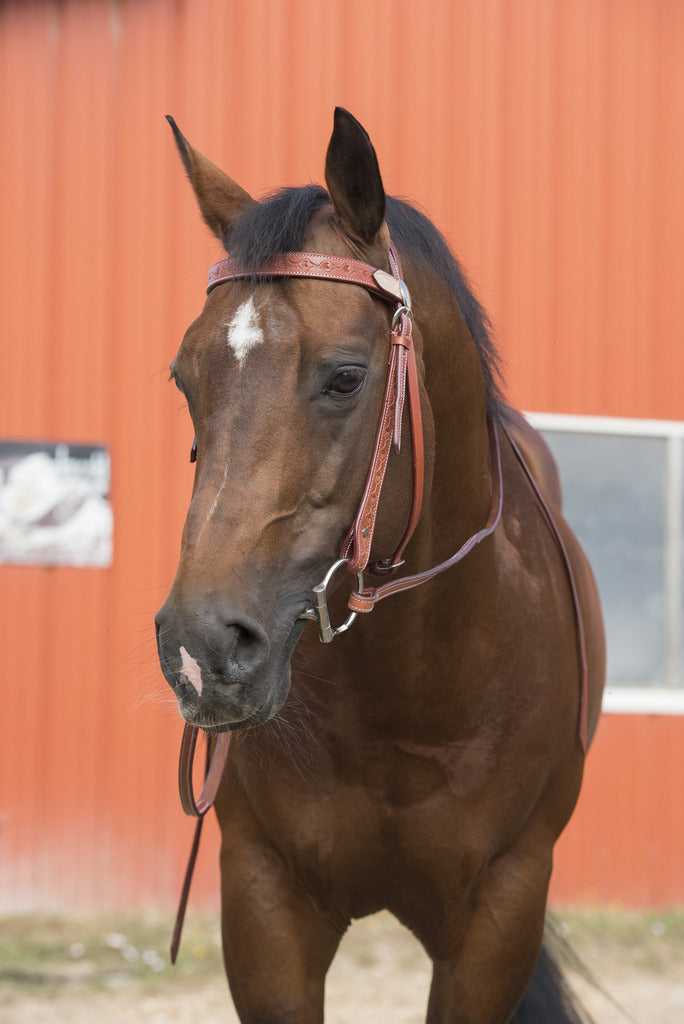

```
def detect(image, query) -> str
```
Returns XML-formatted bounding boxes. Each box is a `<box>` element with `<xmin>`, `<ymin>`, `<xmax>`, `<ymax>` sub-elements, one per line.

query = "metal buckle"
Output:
<box><xmin>391</xmin><ymin>304</ymin><xmax>413</xmax><ymax>331</ymax></box>
<box><xmin>398</xmin><ymin>278</ymin><xmax>411</xmax><ymax>309</ymax></box>
<box><xmin>299</xmin><ymin>558</ymin><xmax>365</xmax><ymax>643</ymax></box>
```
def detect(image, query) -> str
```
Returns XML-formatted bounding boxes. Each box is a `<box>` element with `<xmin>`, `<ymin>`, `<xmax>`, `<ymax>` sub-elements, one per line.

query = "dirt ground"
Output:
<box><xmin>1</xmin><ymin>909</ymin><xmax>682</xmax><ymax>1023</ymax></box>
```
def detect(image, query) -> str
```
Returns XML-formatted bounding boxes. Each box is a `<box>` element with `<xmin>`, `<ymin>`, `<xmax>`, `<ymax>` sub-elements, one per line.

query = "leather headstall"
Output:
<box><xmin>205</xmin><ymin>245</ymin><xmax>505</xmax><ymax>617</ymax></box>
<box><xmin>208</xmin><ymin>244</ymin><xmax>426</xmax><ymax>580</ymax></box>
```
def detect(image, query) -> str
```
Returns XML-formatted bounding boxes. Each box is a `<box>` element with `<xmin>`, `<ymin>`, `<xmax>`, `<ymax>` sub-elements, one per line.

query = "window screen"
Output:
<box><xmin>528</xmin><ymin>416</ymin><xmax>684</xmax><ymax>692</ymax></box>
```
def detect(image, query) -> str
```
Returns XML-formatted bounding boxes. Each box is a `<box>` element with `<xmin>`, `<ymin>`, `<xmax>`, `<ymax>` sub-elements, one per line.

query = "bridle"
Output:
<box><xmin>206</xmin><ymin>243</ymin><xmax>503</xmax><ymax>642</ymax></box>
<box><xmin>169</xmin><ymin>239</ymin><xmax>586</xmax><ymax>962</ymax></box>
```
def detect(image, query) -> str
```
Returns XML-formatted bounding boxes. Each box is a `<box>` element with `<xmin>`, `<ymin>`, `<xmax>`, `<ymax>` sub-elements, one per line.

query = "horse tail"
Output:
<box><xmin>509</xmin><ymin>935</ymin><xmax>593</xmax><ymax>1024</ymax></box>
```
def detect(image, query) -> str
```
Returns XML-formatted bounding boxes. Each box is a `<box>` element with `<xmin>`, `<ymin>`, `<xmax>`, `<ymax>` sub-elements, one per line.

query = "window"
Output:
<box><xmin>526</xmin><ymin>414</ymin><xmax>684</xmax><ymax>715</ymax></box>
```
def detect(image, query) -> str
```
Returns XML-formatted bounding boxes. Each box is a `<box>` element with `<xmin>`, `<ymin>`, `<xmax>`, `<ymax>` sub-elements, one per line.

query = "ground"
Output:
<box><xmin>1</xmin><ymin>909</ymin><xmax>682</xmax><ymax>1023</ymax></box>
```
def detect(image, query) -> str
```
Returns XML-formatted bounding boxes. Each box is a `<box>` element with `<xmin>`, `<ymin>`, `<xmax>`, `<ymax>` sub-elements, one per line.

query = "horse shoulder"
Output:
<box><xmin>502</xmin><ymin>408</ymin><xmax>563</xmax><ymax>511</ymax></box>
<box><xmin>502</xmin><ymin>408</ymin><xmax>606</xmax><ymax>749</ymax></box>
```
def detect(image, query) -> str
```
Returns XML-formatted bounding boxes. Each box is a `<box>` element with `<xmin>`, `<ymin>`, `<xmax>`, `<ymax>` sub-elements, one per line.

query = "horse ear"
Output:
<box><xmin>325</xmin><ymin>108</ymin><xmax>386</xmax><ymax>245</ymax></box>
<box><xmin>166</xmin><ymin>116</ymin><xmax>255</xmax><ymax>242</ymax></box>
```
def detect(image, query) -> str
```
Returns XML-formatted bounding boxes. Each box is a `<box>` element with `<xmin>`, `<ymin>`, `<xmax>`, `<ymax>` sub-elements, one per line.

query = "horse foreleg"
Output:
<box><xmin>218</xmin><ymin>832</ymin><xmax>344</xmax><ymax>1024</ymax></box>
<box><xmin>425</xmin><ymin>840</ymin><xmax>551</xmax><ymax>1024</ymax></box>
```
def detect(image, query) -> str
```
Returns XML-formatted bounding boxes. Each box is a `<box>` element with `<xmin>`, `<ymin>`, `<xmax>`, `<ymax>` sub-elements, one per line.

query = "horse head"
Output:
<box><xmin>155</xmin><ymin>110</ymin><xmax>438</xmax><ymax>732</ymax></box>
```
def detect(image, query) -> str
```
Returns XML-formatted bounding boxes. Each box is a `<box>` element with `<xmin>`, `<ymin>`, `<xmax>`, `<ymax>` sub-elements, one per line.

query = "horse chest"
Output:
<box><xmin>238</xmin><ymin>739</ymin><xmax>500</xmax><ymax>909</ymax></box>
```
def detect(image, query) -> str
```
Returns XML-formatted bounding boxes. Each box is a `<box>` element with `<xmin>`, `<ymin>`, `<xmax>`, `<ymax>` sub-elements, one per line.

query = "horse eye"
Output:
<box><xmin>325</xmin><ymin>367</ymin><xmax>366</xmax><ymax>397</ymax></box>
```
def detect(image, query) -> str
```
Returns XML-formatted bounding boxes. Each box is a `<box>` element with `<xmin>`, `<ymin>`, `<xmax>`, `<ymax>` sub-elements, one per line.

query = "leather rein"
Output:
<box><xmin>169</xmin><ymin>241</ymin><xmax>587</xmax><ymax>963</ymax></box>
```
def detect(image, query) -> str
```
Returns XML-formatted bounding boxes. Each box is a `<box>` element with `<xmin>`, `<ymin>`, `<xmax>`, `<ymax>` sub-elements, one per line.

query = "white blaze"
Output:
<box><xmin>226</xmin><ymin>296</ymin><xmax>263</xmax><ymax>365</ymax></box>
<box><xmin>179</xmin><ymin>645</ymin><xmax>204</xmax><ymax>696</ymax></box>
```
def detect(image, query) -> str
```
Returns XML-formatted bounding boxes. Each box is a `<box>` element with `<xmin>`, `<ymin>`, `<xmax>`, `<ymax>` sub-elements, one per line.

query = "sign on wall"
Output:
<box><xmin>0</xmin><ymin>441</ymin><xmax>112</xmax><ymax>567</ymax></box>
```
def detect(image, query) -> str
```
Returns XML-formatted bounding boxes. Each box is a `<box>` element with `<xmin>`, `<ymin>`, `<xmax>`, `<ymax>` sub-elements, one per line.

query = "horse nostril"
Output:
<box><xmin>224</xmin><ymin>620</ymin><xmax>270</xmax><ymax>677</ymax></box>
<box><xmin>156</xmin><ymin>594</ymin><xmax>270</xmax><ymax>685</ymax></box>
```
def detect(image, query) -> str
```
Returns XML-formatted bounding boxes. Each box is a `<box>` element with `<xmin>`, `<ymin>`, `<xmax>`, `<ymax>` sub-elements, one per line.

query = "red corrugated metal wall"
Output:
<box><xmin>1</xmin><ymin>0</ymin><xmax>682</xmax><ymax>911</ymax></box>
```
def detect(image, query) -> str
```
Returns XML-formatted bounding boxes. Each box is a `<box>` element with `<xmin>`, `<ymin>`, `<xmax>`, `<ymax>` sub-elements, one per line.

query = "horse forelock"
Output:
<box><xmin>221</xmin><ymin>185</ymin><xmax>505</xmax><ymax>419</ymax></box>
<box><xmin>223</xmin><ymin>185</ymin><xmax>331</xmax><ymax>271</ymax></box>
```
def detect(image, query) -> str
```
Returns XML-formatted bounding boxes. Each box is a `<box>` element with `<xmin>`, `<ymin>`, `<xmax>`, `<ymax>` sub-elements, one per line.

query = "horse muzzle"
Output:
<box><xmin>155</xmin><ymin>593</ymin><xmax>304</xmax><ymax>731</ymax></box>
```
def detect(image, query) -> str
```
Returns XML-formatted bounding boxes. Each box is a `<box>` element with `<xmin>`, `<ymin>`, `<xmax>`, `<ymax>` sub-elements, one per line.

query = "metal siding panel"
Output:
<box><xmin>551</xmin><ymin>715</ymin><xmax>684</xmax><ymax>907</ymax></box>
<box><xmin>1</xmin><ymin>0</ymin><xmax>683</xmax><ymax>911</ymax></box>
<box><xmin>0</xmin><ymin>3</ymin><xmax>56</xmax><ymax>440</ymax></box>
<box><xmin>43</xmin><ymin>1</ymin><xmax>115</xmax><ymax>907</ymax></box>
<box><xmin>0</xmin><ymin>4</ymin><xmax>52</xmax><ymax>909</ymax></box>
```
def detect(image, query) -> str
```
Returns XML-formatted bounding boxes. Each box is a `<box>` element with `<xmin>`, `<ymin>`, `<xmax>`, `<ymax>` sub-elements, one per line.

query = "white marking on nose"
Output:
<box><xmin>179</xmin><ymin>646</ymin><xmax>204</xmax><ymax>696</ymax></box>
<box><xmin>226</xmin><ymin>296</ymin><xmax>263</xmax><ymax>366</ymax></box>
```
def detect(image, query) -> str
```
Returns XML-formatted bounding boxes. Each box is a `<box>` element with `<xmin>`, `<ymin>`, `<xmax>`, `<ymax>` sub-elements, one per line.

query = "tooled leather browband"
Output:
<box><xmin>207</xmin><ymin>251</ymin><xmax>408</xmax><ymax>305</ymax></box>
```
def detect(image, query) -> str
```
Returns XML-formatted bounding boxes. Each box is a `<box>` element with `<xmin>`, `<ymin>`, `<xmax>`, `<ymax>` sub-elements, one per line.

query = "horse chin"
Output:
<box><xmin>176</xmin><ymin>668</ymin><xmax>291</xmax><ymax>734</ymax></box>
<box><xmin>199</xmin><ymin>698</ymin><xmax>288</xmax><ymax>735</ymax></box>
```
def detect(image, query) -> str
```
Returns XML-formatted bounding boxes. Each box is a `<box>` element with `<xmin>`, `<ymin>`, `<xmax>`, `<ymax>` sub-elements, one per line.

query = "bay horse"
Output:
<box><xmin>156</xmin><ymin>108</ymin><xmax>605</xmax><ymax>1023</ymax></box>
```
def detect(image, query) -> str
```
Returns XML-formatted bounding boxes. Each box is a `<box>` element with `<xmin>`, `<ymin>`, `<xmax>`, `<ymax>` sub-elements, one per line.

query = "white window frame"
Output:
<box><xmin>526</xmin><ymin>412</ymin><xmax>684</xmax><ymax>716</ymax></box>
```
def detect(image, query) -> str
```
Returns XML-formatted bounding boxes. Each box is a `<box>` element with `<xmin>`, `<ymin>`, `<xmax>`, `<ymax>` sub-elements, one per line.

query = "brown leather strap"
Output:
<box><xmin>347</xmin><ymin>419</ymin><xmax>503</xmax><ymax>611</ymax></box>
<box><xmin>382</xmin><ymin>248</ymin><xmax>425</xmax><ymax>569</ymax></box>
<box><xmin>178</xmin><ymin>724</ymin><xmax>231</xmax><ymax>817</ymax></box>
<box><xmin>207</xmin><ymin>251</ymin><xmax>407</xmax><ymax>304</ymax></box>
<box><xmin>502</xmin><ymin>424</ymin><xmax>589</xmax><ymax>752</ymax></box>
<box><xmin>170</xmin><ymin>813</ymin><xmax>204</xmax><ymax>964</ymax></box>
<box><xmin>340</xmin><ymin>248</ymin><xmax>424</xmax><ymax>575</ymax></box>
<box><xmin>171</xmin><ymin>726</ymin><xmax>231</xmax><ymax>963</ymax></box>
<box><xmin>340</xmin><ymin>309</ymin><xmax>422</xmax><ymax>573</ymax></box>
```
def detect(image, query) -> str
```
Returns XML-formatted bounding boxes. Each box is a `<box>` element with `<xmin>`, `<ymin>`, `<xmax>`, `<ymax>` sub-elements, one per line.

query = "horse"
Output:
<box><xmin>156</xmin><ymin>107</ymin><xmax>605</xmax><ymax>1023</ymax></box>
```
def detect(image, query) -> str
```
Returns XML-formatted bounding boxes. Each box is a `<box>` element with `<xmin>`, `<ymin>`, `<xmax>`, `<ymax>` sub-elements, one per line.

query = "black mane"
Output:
<box><xmin>224</xmin><ymin>186</ymin><xmax>504</xmax><ymax>418</ymax></box>
<box><xmin>385</xmin><ymin>196</ymin><xmax>504</xmax><ymax>418</ymax></box>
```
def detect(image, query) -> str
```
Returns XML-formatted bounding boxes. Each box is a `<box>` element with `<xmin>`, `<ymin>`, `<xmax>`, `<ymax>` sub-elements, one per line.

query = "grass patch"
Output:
<box><xmin>1</xmin><ymin>907</ymin><xmax>683</xmax><ymax>995</ymax></box>
<box><xmin>551</xmin><ymin>907</ymin><xmax>684</xmax><ymax>974</ymax></box>
<box><xmin>0</xmin><ymin>911</ymin><xmax>224</xmax><ymax>993</ymax></box>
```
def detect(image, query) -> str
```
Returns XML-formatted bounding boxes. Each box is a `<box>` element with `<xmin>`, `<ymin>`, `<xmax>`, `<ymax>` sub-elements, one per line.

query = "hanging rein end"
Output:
<box><xmin>171</xmin><ymin>726</ymin><xmax>231</xmax><ymax>964</ymax></box>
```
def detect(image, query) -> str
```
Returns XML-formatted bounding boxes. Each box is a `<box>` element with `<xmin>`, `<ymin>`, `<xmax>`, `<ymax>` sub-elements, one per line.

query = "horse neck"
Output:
<box><xmin>413</xmin><ymin>278</ymin><xmax>494</xmax><ymax>564</ymax></box>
